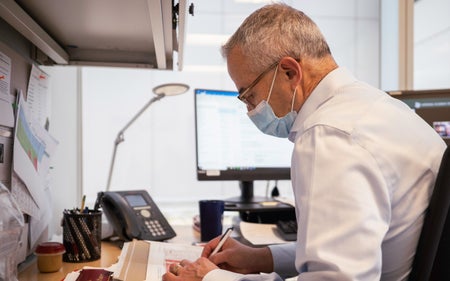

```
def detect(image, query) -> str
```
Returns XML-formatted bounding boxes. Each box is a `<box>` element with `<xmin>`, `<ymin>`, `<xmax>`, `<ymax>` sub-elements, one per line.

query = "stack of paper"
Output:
<box><xmin>239</xmin><ymin>221</ymin><xmax>287</xmax><ymax>245</ymax></box>
<box><xmin>114</xmin><ymin>240</ymin><xmax>203</xmax><ymax>281</ymax></box>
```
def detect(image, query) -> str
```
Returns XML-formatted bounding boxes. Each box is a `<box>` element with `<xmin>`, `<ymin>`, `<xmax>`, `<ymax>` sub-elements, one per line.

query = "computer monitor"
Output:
<box><xmin>390</xmin><ymin>89</ymin><xmax>450</xmax><ymax>146</ymax></box>
<box><xmin>194</xmin><ymin>88</ymin><xmax>293</xmax><ymax>213</ymax></box>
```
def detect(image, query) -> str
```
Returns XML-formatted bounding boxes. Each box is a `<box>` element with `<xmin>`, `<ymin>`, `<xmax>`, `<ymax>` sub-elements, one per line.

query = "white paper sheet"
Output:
<box><xmin>146</xmin><ymin>241</ymin><xmax>203</xmax><ymax>281</ymax></box>
<box><xmin>13</xmin><ymin>93</ymin><xmax>58</xmax><ymax>246</ymax></box>
<box><xmin>239</xmin><ymin>221</ymin><xmax>287</xmax><ymax>245</ymax></box>
<box><xmin>0</xmin><ymin>51</ymin><xmax>15</xmax><ymax>128</ymax></box>
<box><xmin>11</xmin><ymin>173</ymin><xmax>39</xmax><ymax>217</ymax></box>
<box><xmin>26</xmin><ymin>65</ymin><xmax>51</xmax><ymax>128</ymax></box>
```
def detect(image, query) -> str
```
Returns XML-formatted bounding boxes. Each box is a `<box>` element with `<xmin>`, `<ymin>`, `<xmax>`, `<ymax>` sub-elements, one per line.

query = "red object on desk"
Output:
<box><xmin>75</xmin><ymin>269</ymin><xmax>113</xmax><ymax>281</ymax></box>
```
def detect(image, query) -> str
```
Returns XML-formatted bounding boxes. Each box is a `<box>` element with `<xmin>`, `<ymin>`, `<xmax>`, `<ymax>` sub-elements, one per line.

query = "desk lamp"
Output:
<box><xmin>106</xmin><ymin>83</ymin><xmax>190</xmax><ymax>191</ymax></box>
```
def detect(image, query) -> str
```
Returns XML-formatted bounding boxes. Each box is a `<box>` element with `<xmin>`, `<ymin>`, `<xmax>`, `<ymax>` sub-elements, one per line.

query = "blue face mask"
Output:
<box><xmin>248</xmin><ymin>100</ymin><xmax>297</xmax><ymax>138</ymax></box>
<box><xmin>247</xmin><ymin>65</ymin><xmax>298</xmax><ymax>138</ymax></box>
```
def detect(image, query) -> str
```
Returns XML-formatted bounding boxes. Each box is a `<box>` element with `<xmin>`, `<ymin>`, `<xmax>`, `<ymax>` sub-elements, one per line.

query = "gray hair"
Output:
<box><xmin>221</xmin><ymin>3</ymin><xmax>331</xmax><ymax>73</ymax></box>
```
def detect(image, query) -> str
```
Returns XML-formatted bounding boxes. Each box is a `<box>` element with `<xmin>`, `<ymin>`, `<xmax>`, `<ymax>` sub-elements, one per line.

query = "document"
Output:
<box><xmin>13</xmin><ymin>93</ymin><xmax>58</xmax><ymax>247</ymax></box>
<box><xmin>239</xmin><ymin>221</ymin><xmax>286</xmax><ymax>245</ymax></box>
<box><xmin>114</xmin><ymin>240</ymin><xmax>203</xmax><ymax>281</ymax></box>
<box><xmin>0</xmin><ymin>51</ymin><xmax>14</xmax><ymax>128</ymax></box>
<box><xmin>11</xmin><ymin>172</ymin><xmax>39</xmax><ymax>217</ymax></box>
<box><xmin>13</xmin><ymin>94</ymin><xmax>56</xmax><ymax>208</ymax></box>
<box><xmin>26</xmin><ymin>64</ymin><xmax>51</xmax><ymax>128</ymax></box>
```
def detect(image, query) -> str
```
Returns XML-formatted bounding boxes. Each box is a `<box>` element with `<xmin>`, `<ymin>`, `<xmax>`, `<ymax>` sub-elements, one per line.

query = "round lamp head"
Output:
<box><xmin>153</xmin><ymin>83</ymin><xmax>190</xmax><ymax>97</ymax></box>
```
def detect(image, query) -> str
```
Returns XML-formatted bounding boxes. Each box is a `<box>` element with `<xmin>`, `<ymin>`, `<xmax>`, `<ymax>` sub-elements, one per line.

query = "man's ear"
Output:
<box><xmin>286</xmin><ymin>70</ymin><xmax>295</xmax><ymax>79</ymax></box>
<box><xmin>280</xmin><ymin>57</ymin><xmax>302</xmax><ymax>84</ymax></box>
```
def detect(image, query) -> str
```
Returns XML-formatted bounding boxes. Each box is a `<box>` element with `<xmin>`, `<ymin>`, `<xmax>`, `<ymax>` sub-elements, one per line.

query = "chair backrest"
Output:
<box><xmin>408</xmin><ymin>146</ymin><xmax>450</xmax><ymax>281</ymax></box>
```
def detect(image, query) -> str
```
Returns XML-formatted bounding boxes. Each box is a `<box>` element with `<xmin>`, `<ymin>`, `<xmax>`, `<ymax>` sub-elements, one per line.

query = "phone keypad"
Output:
<box><xmin>144</xmin><ymin>219</ymin><xmax>167</xmax><ymax>237</ymax></box>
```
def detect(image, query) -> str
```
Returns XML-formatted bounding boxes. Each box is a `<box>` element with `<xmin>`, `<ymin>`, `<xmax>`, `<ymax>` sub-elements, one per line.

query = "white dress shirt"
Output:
<box><xmin>203</xmin><ymin>68</ymin><xmax>446</xmax><ymax>281</ymax></box>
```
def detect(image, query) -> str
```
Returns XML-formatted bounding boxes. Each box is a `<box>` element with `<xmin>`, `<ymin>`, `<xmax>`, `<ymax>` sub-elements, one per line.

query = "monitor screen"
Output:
<box><xmin>390</xmin><ymin>89</ymin><xmax>450</xmax><ymax>146</ymax></box>
<box><xmin>194</xmin><ymin>88</ymin><xmax>292</xmax><ymax>204</ymax></box>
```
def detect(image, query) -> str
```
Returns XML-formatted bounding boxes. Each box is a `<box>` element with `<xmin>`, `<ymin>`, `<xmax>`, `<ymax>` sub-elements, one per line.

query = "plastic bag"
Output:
<box><xmin>0</xmin><ymin>183</ymin><xmax>24</xmax><ymax>281</ymax></box>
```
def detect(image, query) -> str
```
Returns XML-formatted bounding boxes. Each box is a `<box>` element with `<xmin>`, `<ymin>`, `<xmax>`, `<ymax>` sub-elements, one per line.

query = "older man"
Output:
<box><xmin>163</xmin><ymin>3</ymin><xmax>446</xmax><ymax>281</ymax></box>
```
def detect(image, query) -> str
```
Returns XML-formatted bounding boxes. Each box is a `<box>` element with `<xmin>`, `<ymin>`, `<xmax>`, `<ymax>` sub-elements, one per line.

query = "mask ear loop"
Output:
<box><xmin>266</xmin><ymin>64</ymin><xmax>279</xmax><ymax>103</ymax></box>
<box><xmin>291</xmin><ymin>88</ymin><xmax>297</xmax><ymax>112</ymax></box>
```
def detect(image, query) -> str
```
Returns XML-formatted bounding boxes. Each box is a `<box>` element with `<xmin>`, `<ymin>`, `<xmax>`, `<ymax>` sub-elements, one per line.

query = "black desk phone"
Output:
<box><xmin>99</xmin><ymin>190</ymin><xmax>176</xmax><ymax>241</ymax></box>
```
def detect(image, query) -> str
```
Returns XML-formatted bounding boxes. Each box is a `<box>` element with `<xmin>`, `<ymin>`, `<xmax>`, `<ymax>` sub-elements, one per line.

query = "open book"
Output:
<box><xmin>114</xmin><ymin>240</ymin><xmax>203</xmax><ymax>281</ymax></box>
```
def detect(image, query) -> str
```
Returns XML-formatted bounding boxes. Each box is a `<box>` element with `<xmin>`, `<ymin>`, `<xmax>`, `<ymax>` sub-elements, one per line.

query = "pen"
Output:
<box><xmin>81</xmin><ymin>195</ymin><xmax>86</xmax><ymax>211</ymax></box>
<box><xmin>210</xmin><ymin>227</ymin><xmax>233</xmax><ymax>257</ymax></box>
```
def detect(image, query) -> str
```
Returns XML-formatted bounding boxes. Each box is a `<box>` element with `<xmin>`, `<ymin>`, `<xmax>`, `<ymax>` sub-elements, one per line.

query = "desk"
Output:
<box><xmin>18</xmin><ymin>225</ymin><xmax>200</xmax><ymax>281</ymax></box>
<box><xmin>18</xmin><ymin>241</ymin><xmax>121</xmax><ymax>281</ymax></box>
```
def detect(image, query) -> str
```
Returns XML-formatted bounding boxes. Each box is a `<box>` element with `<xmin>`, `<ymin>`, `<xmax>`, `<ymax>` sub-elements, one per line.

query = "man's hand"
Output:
<box><xmin>162</xmin><ymin>258</ymin><xmax>218</xmax><ymax>281</ymax></box>
<box><xmin>202</xmin><ymin>236</ymin><xmax>274</xmax><ymax>274</ymax></box>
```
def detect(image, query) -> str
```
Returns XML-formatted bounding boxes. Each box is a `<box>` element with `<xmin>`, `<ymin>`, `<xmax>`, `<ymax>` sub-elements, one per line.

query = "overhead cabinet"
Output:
<box><xmin>0</xmin><ymin>0</ymin><xmax>190</xmax><ymax>70</ymax></box>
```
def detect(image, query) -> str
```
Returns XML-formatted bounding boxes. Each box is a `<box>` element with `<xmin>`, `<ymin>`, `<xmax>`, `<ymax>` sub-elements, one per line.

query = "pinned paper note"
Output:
<box><xmin>0</xmin><ymin>51</ymin><xmax>15</xmax><ymax>128</ymax></box>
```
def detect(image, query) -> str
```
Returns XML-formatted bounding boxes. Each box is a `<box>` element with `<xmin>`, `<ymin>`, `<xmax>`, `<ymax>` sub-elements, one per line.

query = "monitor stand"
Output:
<box><xmin>224</xmin><ymin>180</ymin><xmax>295</xmax><ymax>223</ymax></box>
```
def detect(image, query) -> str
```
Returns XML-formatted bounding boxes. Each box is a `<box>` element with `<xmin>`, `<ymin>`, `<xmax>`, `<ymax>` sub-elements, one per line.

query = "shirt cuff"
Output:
<box><xmin>203</xmin><ymin>269</ymin><xmax>244</xmax><ymax>281</ymax></box>
<box><xmin>269</xmin><ymin>243</ymin><xmax>298</xmax><ymax>277</ymax></box>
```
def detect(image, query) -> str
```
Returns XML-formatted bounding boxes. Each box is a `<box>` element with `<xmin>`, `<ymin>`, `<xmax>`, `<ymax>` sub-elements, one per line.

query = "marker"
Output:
<box><xmin>210</xmin><ymin>227</ymin><xmax>233</xmax><ymax>257</ymax></box>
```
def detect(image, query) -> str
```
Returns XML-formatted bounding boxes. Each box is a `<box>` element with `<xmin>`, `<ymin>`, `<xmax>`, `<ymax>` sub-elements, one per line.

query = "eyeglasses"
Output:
<box><xmin>237</xmin><ymin>61</ymin><xmax>279</xmax><ymax>103</ymax></box>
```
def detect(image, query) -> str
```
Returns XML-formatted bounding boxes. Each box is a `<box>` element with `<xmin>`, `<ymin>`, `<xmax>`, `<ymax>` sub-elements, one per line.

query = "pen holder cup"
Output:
<box><xmin>62</xmin><ymin>210</ymin><xmax>102</xmax><ymax>262</ymax></box>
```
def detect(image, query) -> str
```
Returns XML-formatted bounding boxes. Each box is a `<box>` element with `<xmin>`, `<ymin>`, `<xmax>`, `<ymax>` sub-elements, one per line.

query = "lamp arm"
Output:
<box><xmin>106</xmin><ymin>94</ymin><xmax>165</xmax><ymax>191</ymax></box>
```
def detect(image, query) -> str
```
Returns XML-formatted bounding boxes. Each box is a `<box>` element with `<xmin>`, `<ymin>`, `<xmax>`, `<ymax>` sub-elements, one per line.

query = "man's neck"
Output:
<box><xmin>301</xmin><ymin>55</ymin><xmax>338</xmax><ymax>98</ymax></box>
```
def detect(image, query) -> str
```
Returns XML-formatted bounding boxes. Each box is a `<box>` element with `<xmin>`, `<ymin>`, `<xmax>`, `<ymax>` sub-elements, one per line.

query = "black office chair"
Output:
<box><xmin>408</xmin><ymin>146</ymin><xmax>450</xmax><ymax>281</ymax></box>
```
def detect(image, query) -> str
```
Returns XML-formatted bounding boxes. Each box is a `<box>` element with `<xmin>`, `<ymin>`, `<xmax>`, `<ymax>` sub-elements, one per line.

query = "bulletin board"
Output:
<box><xmin>0</xmin><ymin>17</ymin><xmax>50</xmax><ymax>265</ymax></box>
<box><xmin>0</xmin><ymin>16</ymin><xmax>32</xmax><ymax>189</ymax></box>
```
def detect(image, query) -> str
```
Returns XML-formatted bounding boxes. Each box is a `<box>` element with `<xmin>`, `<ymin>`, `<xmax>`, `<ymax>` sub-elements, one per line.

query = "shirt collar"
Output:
<box><xmin>288</xmin><ymin>67</ymin><xmax>357</xmax><ymax>142</ymax></box>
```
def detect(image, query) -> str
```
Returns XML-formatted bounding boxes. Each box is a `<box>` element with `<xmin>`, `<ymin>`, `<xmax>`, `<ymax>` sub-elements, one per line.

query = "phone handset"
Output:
<box><xmin>100</xmin><ymin>192</ymin><xmax>141</xmax><ymax>240</ymax></box>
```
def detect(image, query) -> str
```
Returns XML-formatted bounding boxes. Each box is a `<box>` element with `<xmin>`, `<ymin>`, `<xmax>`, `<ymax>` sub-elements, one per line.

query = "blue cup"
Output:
<box><xmin>199</xmin><ymin>200</ymin><xmax>225</xmax><ymax>242</ymax></box>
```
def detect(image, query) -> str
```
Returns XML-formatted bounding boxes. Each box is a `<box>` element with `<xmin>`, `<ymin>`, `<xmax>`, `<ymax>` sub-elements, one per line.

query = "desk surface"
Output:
<box><xmin>18</xmin><ymin>225</ymin><xmax>200</xmax><ymax>281</ymax></box>
<box><xmin>18</xmin><ymin>241</ymin><xmax>121</xmax><ymax>281</ymax></box>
